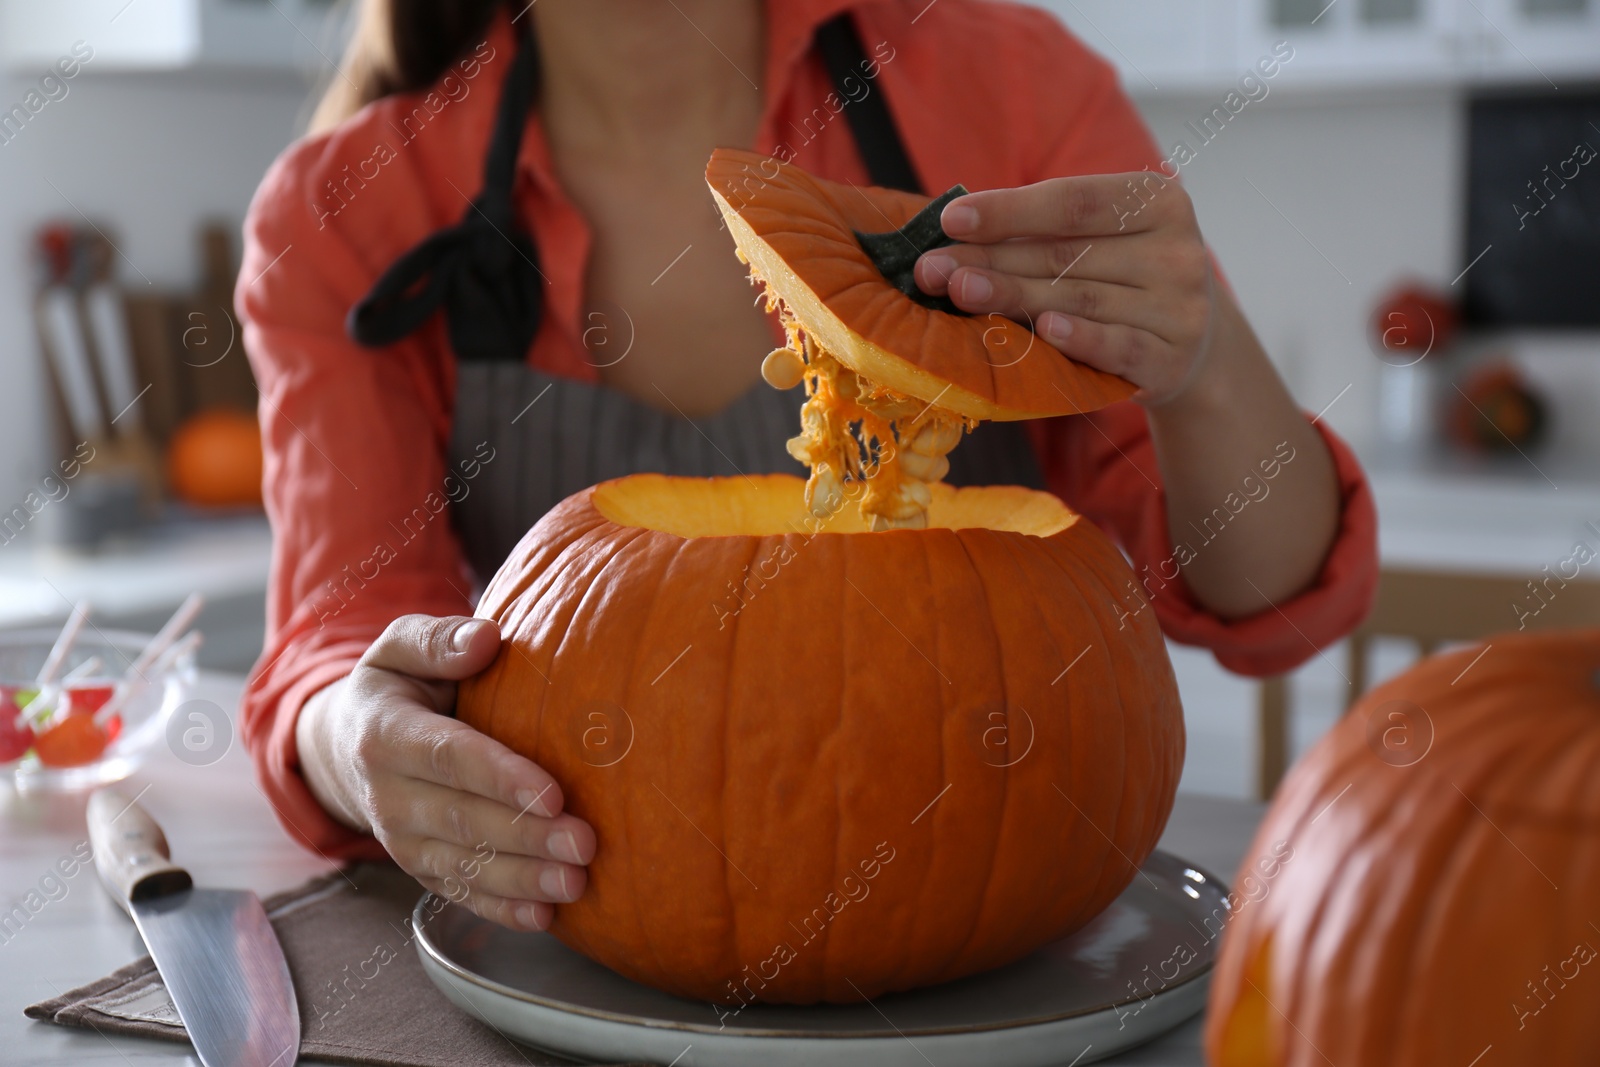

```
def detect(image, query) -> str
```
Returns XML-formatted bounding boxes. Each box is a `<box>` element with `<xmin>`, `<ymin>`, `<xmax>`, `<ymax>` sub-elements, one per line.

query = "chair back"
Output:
<box><xmin>1345</xmin><ymin>567</ymin><xmax>1600</xmax><ymax>702</ymax></box>
<box><xmin>1254</xmin><ymin>566</ymin><xmax>1600</xmax><ymax>798</ymax></box>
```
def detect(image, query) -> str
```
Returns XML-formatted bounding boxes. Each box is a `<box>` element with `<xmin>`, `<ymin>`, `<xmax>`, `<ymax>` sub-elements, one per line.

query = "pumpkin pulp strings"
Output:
<box><xmin>757</xmin><ymin>297</ymin><xmax>973</xmax><ymax>530</ymax></box>
<box><xmin>743</xmin><ymin>181</ymin><xmax>980</xmax><ymax>530</ymax></box>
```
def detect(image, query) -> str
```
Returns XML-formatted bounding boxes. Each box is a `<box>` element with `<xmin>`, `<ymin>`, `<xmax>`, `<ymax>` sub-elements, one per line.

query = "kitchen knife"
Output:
<box><xmin>85</xmin><ymin>281</ymin><xmax>144</xmax><ymax>435</ymax></box>
<box><xmin>87</xmin><ymin>789</ymin><xmax>301</xmax><ymax>1067</ymax></box>
<box><xmin>39</xmin><ymin>286</ymin><xmax>107</xmax><ymax>443</ymax></box>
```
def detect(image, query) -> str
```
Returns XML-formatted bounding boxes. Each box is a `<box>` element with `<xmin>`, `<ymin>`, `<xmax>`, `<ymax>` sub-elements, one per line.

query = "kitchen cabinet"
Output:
<box><xmin>1238</xmin><ymin>0</ymin><xmax>1464</xmax><ymax>86</ymax></box>
<box><xmin>1462</xmin><ymin>0</ymin><xmax>1600</xmax><ymax>86</ymax></box>
<box><xmin>9</xmin><ymin>0</ymin><xmax>1596</xmax><ymax>87</ymax></box>
<box><xmin>1234</xmin><ymin>0</ymin><xmax>1600</xmax><ymax>89</ymax></box>
<box><xmin>0</xmin><ymin>0</ymin><xmax>346</xmax><ymax>74</ymax></box>
<box><xmin>1024</xmin><ymin>0</ymin><xmax>1600</xmax><ymax>93</ymax></box>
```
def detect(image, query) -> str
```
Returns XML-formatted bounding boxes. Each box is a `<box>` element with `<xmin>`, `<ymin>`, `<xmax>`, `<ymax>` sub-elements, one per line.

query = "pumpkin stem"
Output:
<box><xmin>854</xmin><ymin>184</ymin><xmax>971</xmax><ymax>315</ymax></box>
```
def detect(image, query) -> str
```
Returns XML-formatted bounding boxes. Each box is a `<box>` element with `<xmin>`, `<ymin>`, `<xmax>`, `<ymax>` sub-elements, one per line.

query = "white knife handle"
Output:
<box><xmin>87</xmin><ymin>789</ymin><xmax>193</xmax><ymax>915</ymax></box>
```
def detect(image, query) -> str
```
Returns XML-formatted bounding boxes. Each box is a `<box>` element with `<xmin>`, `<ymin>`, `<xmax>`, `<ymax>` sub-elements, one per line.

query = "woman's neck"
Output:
<box><xmin>532</xmin><ymin>0</ymin><xmax>765</xmax><ymax>153</ymax></box>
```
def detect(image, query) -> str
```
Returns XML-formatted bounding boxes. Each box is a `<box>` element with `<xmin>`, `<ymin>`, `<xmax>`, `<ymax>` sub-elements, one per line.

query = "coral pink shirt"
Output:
<box><xmin>237</xmin><ymin>0</ymin><xmax>1378</xmax><ymax>861</ymax></box>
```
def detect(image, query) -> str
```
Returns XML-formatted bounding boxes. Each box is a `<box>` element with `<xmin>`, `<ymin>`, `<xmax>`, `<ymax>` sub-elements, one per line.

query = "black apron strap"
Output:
<box><xmin>346</xmin><ymin>28</ymin><xmax>545</xmax><ymax>362</ymax></box>
<box><xmin>346</xmin><ymin>10</ymin><xmax>920</xmax><ymax>358</ymax></box>
<box><xmin>813</xmin><ymin>13</ymin><xmax>923</xmax><ymax>194</ymax></box>
<box><xmin>814</xmin><ymin>14</ymin><xmax>1045</xmax><ymax>492</ymax></box>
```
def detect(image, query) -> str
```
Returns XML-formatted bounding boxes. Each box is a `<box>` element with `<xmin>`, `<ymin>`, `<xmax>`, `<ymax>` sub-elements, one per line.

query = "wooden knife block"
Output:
<box><xmin>39</xmin><ymin>223</ymin><xmax>259</xmax><ymax>498</ymax></box>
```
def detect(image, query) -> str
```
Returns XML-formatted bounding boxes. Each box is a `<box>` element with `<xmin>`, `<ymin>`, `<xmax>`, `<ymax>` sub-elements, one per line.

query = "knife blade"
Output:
<box><xmin>87</xmin><ymin>788</ymin><xmax>300</xmax><ymax>1067</ymax></box>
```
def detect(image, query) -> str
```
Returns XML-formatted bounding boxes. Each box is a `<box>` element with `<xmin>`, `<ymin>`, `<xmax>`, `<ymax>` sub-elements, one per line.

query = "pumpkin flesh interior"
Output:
<box><xmin>591</xmin><ymin>473</ymin><xmax>1077</xmax><ymax>539</ymax></box>
<box><xmin>782</xmin><ymin>339</ymin><xmax>974</xmax><ymax>531</ymax></box>
<box><xmin>720</xmin><ymin>189</ymin><xmax>985</xmax><ymax>532</ymax></box>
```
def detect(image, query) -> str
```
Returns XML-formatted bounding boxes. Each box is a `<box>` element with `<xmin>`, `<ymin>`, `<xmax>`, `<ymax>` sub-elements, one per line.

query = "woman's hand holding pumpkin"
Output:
<box><xmin>295</xmin><ymin>614</ymin><xmax>595</xmax><ymax>932</ymax></box>
<box><xmin>913</xmin><ymin>172</ymin><xmax>1215</xmax><ymax>407</ymax></box>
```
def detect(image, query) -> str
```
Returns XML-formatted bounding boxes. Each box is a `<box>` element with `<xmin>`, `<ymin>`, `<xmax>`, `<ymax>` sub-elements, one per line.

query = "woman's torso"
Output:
<box><xmin>346</xmin><ymin>7</ymin><xmax>1052</xmax><ymax>587</ymax></box>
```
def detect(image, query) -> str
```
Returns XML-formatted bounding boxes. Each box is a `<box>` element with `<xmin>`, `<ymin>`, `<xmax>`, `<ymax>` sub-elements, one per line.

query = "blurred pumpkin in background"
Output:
<box><xmin>165</xmin><ymin>407</ymin><xmax>263</xmax><ymax>507</ymax></box>
<box><xmin>1446</xmin><ymin>361</ymin><xmax>1549</xmax><ymax>455</ymax></box>
<box><xmin>1206</xmin><ymin>628</ymin><xmax>1600</xmax><ymax>1065</ymax></box>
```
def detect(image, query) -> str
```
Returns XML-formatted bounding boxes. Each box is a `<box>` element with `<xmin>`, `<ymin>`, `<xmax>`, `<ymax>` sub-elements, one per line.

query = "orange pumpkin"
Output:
<box><xmin>166</xmin><ymin>407</ymin><xmax>263</xmax><ymax>507</ymax></box>
<box><xmin>1206</xmin><ymin>628</ymin><xmax>1600</xmax><ymax>1065</ymax></box>
<box><xmin>707</xmin><ymin>149</ymin><xmax>1135</xmax><ymax>534</ymax></box>
<box><xmin>457</xmin><ymin>473</ymin><xmax>1184</xmax><ymax>1004</ymax></box>
<box><xmin>706</xmin><ymin>147</ymin><xmax>1134</xmax><ymax>422</ymax></box>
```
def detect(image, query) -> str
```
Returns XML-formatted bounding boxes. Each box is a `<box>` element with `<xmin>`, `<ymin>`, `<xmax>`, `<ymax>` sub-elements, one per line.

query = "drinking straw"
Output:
<box><xmin>62</xmin><ymin>656</ymin><xmax>104</xmax><ymax>681</ymax></box>
<box><xmin>11</xmin><ymin>603</ymin><xmax>92</xmax><ymax>731</ymax></box>
<box><xmin>127</xmin><ymin>593</ymin><xmax>204</xmax><ymax>678</ymax></box>
<box><xmin>36</xmin><ymin>601</ymin><xmax>90</xmax><ymax>686</ymax></box>
<box><xmin>93</xmin><ymin>629</ymin><xmax>205</xmax><ymax>728</ymax></box>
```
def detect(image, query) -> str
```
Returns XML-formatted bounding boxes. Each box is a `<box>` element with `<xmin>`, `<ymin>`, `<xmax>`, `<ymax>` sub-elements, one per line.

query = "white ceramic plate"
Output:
<box><xmin>415</xmin><ymin>850</ymin><xmax>1228</xmax><ymax>1067</ymax></box>
<box><xmin>412</xmin><ymin>851</ymin><xmax>1222</xmax><ymax>1067</ymax></box>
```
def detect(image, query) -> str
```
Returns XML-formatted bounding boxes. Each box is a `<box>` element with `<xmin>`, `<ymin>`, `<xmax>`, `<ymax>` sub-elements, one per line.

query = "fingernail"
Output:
<box><xmin>515</xmin><ymin>903</ymin><xmax>541</xmax><ymax>929</ymax></box>
<box><xmin>921</xmin><ymin>251</ymin><xmax>956</xmax><ymax>282</ymax></box>
<box><xmin>958</xmin><ymin>271</ymin><xmax>992</xmax><ymax>303</ymax></box>
<box><xmin>942</xmin><ymin>203</ymin><xmax>978</xmax><ymax>235</ymax></box>
<box><xmin>540</xmin><ymin>865</ymin><xmax>572</xmax><ymax>902</ymax></box>
<box><xmin>516</xmin><ymin>786</ymin><xmax>554</xmax><ymax>818</ymax></box>
<box><xmin>549</xmin><ymin>830</ymin><xmax>582</xmax><ymax>864</ymax></box>
<box><xmin>452</xmin><ymin>619</ymin><xmax>484</xmax><ymax>652</ymax></box>
<box><xmin>1043</xmin><ymin>314</ymin><xmax>1073</xmax><ymax>344</ymax></box>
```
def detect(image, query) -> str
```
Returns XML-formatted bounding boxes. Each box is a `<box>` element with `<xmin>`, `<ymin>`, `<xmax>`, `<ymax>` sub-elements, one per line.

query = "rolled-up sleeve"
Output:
<box><xmin>1003</xmin><ymin>14</ymin><xmax>1378</xmax><ymax>673</ymax></box>
<box><xmin>236</xmin><ymin>129</ymin><xmax>475</xmax><ymax>863</ymax></box>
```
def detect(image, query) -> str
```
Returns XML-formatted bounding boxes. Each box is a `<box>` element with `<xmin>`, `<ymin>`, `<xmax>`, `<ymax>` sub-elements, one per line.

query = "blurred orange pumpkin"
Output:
<box><xmin>166</xmin><ymin>407</ymin><xmax>263</xmax><ymax>507</ymax></box>
<box><xmin>1206</xmin><ymin>628</ymin><xmax>1600</xmax><ymax>1065</ymax></box>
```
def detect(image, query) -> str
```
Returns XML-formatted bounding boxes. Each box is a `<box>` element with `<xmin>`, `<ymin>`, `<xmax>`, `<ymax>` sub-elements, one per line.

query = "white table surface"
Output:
<box><xmin>2</xmin><ymin>672</ymin><xmax>1265</xmax><ymax>1067</ymax></box>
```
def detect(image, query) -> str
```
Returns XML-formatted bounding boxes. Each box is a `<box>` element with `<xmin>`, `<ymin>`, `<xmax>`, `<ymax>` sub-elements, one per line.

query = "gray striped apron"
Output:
<box><xmin>444</xmin><ymin>363</ymin><xmax>1045</xmax><ymax>589</ymax></box>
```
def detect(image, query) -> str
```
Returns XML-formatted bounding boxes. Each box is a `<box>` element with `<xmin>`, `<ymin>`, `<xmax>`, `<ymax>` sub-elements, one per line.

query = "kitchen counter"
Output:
<box><xmin>0</xmin><ymin>513</ymin><xmax>272</xmax><ymax>672</ymax></box>
<box><xmin>0</xmin><ymin>513</ymin><xmax>271</xmax><ymax>628</ymax></box>
<box><xmin>1367</xmin><ymin>455</ymin><xmax>1600</xmax><ymax>574</ymax></box>
<box><xmin>2</xmin><ymin>672</ymin><xmax>1265</xmax><ymax>1067</ymax></box>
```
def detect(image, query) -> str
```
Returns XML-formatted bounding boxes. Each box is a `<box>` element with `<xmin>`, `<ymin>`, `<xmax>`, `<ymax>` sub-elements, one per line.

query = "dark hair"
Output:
<box><xmin>310</xmin><ymin>0</ymin><xmax>508</xmax><ymax>133</ymax></box>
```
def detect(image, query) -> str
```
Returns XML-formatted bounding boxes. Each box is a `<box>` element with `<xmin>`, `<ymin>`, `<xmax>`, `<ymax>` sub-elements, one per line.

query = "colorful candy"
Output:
<box><xmin>65</xmin><ymin>684</ymin><xmax>114</xmax><ymax>715</ymax></box>
<box><xmin>34</xmin><ymin>712</ymin><xmax>110</xmax><ymax>767</ymax></box>
<box><xmin>65</xmin><ymin>684</ymin><xmax>120</xmax><ymax>742</ymax></box>
<box><xmin>0</xmin><ymin>687</ymin><xmax>31</xmax><ymax>763</ymax></box>
<box><xmin>1</xmin><ymin>682</ymin><xmax>125</xmax><ymax>766</ymax></box>
<box><xmin>6</xmin><ymin>597</ymin><xmax>203</xmax><ymax>777</ymax></box>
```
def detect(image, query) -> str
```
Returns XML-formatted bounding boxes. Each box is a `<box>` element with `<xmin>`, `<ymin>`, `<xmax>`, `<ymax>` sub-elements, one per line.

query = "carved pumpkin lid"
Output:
<box><xmin>705</xmin><ymin>147</ymin><xmax>1136</xmax><ymax>421</ymax></box>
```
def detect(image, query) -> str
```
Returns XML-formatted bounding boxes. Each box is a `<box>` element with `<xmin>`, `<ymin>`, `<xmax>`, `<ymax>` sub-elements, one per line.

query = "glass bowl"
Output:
<box><xmin>0</xmin><ymin>627</ymin><xmax>197</xmax><ymax>792</ymax></box>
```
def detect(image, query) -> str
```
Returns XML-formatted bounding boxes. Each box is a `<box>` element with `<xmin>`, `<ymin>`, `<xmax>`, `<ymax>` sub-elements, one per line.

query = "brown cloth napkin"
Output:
<box><xmin>25</xmin><ymin>863</ymin><xmax>651</xmax><ymax>1067</ymax></box>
